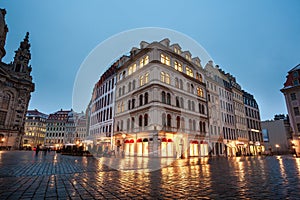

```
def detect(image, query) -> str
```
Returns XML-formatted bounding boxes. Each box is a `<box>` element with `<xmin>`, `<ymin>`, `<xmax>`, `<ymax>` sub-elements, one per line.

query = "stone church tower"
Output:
<box><xmin>0</xmin><ymin>9</ymin><xmax>34</xmax><ymax>150</ymax></box>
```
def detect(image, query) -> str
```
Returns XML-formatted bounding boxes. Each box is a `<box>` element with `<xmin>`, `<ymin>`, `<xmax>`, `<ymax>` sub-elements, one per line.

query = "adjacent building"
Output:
<box><xmin>0</xmin><ymin>9</ymin><xmax>34</xmax><ymax>150</ymax></box>
<box><xmin>262</xmin><ymin>115</ymin><xmax>292</xmax><ymax>154</ymax></box>
<box><xmin>281</xmin><ymin>64</ymin><xmax>300</xmax><ymax>156</ymax></box>
<box><xmin>23</xmin><ymin>109</ymin><xmax>47</xmax><ymax>149</ymax></box>
<box><xmin>88</xmin><ymin>62</ymin><xmax>117</xmax><ymax>152</ymax></box>
<box><xmin>243</xmin><ymin>91</ymin><xmax>264</xmax><ymax>155</ymax></box>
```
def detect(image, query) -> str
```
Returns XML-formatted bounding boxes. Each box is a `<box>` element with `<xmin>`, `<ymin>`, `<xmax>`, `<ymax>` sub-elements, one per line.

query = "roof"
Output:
<box><xmin>27</xmin><ymin>109</ymin><xmax>48</xmax><ymax>118</ymax></box>
<box><xmin>288</xmin><ymin>64</ymin><xmax>300</xmax><ymax>73</ymax></box>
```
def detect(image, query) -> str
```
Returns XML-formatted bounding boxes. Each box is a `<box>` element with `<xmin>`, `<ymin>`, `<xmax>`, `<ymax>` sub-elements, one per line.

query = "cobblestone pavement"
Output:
<box><xmin>0</xmin><ymin>151</ymin><xmax>300</xmax><ymax>199</ymax></box>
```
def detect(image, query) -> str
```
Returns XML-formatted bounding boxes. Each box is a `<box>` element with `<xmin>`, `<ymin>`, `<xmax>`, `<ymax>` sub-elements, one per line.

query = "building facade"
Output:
<box><xmin>88</xmin><ymin>62</ymin><xmax>117</xmax><ymax>153</ymax></box>
<box><xmin>262</xmin><ymin>115</ymin><xmax>292</xmax><ymax>154</ymax></box>
<box><xmin>0</xmin><ymin>9</ymin><xmax>34</xmax><ymax>150</ymax></box>
<box><xmin>243</xmin><ymin>91</ymin><xmax>264</xmax><ymax>155</ymax></box>
<box><xmin>23</xmin><ymin>109</ymin><xmax>47</xmax><ymax>149</ymax></box>
<box><xmin>44</xmin><ymin>109</ymin><xmax>71</xmax><ymax>149</ymax></box>
<box><xmin>114</xmin><ymin>39</ymin><xmax>209</xmax><ymax>158</ymax></box>
<box><xmin>281</xmin><ymin>64</ymin><xmax>300</xmax><ymax>156</ymax></box>
<box><xmin>88</xmin><ymin>38</ymin><xmax>264</xmax><ymax>158</ymax></box>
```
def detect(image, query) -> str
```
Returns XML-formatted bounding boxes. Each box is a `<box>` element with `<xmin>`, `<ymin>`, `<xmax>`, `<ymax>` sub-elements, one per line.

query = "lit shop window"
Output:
<box><xmin>186</xmin><ymin>66</ymin><xmax>194</xmax><ymax>77</ymax></box>
<box><xmin>174</xmin><ymin>61</ymin><xmax>182</xmax><ymax>72</ymax></box>
<box><xmin>161</xmin><ymin>54</ymin><xmax>170</xmax><ymax>66</ymax></box>
<box><xmin>140</xmin><ymin>55</ymin><xmax>149</xmax><ymax>68</ymax></box>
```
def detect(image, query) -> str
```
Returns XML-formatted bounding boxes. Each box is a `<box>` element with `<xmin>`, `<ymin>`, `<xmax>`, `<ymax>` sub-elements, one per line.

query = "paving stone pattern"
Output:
<box><xmin>0</xmin><ymin>151</ymin><xmax>300</xmax><ymax>199</ymax></box>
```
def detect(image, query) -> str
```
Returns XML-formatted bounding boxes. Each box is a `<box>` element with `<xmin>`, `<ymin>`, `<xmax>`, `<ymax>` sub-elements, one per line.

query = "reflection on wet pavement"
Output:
<box><xmin>0</xmin><ymin>151</ymin><xmax>300</xmax><ymax>199</ymax></box>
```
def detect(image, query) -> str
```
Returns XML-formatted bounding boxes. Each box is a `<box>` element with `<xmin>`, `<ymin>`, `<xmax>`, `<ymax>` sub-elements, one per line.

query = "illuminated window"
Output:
<box><xmin>185</xmin><ymin>54</ymin><xmax>191</xmax><ymax>61</ymax></box>
<box><xmin>145</xmin><ymin>72</ymin><xmax>149</xmax><ymax>84</ymax></box>
<box><xmin>121</xmin><ymin>102</ymin><xmax>124</xmax><ymax>112</ymax></box>
<box><xmin>174</xmin><ymin>47</ymin><xmax>181</xmax><ymax>54</ymax></box>
<box><xmin>166</xmin><ymin>73</ymin><xmax>170</xmax><ymax>84</ymax></box>
<box><xmin>140</xmin><ymin>55</ymin><xmax>149</xmax><ymax>68</ymax></box>
<box><xmin>196</xmin><ymin>73</ymin><xmax>203</xmax><ymax>82</ymax></box>
<box><xmin>161</xmin><ymin>54</ymin><xmax>170</xmax><ymax>66</ymax></box>
<box><xmin>161</xmin><ymin>72</ymin><xmax>165</xmax><ymax>82</ymax></box>
<box><xmin>174</xmin><ymin>61</ymin><xmax>182</xmax><ymax>72</ymax></box>
<box><xmin>197</xmin><ymin>87</ymin><xmax>203</xmax><ymax>97</ymax></box>
<box><xmin>140</xmin><ymin>75</ymin><xmax>144</xmax><ymax>86</ymax></box>
<box><xmin>186</xmin><ymin>67</ymin><xmax>193</xmax><ymax>77</ymax></box>
<box><xmin>132</xmin><ymin>64</ymin><xmax>137</xmax><ymax>73</ymax></box>
<box><xmin>128</xmin><ymin>66</ymin><xmax>133</xmax><ymax>75</ymax></box>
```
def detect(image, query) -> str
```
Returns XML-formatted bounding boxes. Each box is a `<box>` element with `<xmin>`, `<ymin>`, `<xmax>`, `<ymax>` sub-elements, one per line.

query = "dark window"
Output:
<box><xmin>176</xmin><ymin>116</ymin><xmax>180</xmax><ymax>129</ymax></box>
<box><xmin>128</xmin><ymin>100</ymin><xmax>131</xmax><ymax>110</ymax></box>
<box><xmin>139</xmin><ymin>115</ymin><xmax>143</xmax><ymax>127</ymax></box>
<box><xmin>162</xmin><ymin>91</ymin><xmax>166</xmax><ymax>103</ymax></box>
<box><xmin>167</xmin><ymin>93</ymin><xmax>171</xmax><ymax>105</ymax></box>
<box><xmin>131</xmin><ymin>117</ymin><xmax>135</xmax><ymax>130</ymax></box>
<box><xmin>0</xmin><ymin>111</ymin><xmax>7</xmax><ymax>125</ymax></box>
<box><xmin>132</xmin><ymin>99</ymin><xmax>135</xmax><ymax>109</ymax></box>
<box><xmin>167</xmin><ymin>114</ymin><xmax>171</xmax><ymax>128</ymax></box>
<box><xmin>144</xmin><ymin>92</ymin><xmax>148</xmax><ymax>104</ymax></box>
<box><xmin>291</xmin><ymin>93</ymin><xmax>297</xmax><ymax>101</ymax></box>
<box><xmin>162</xmin><ymin>113</ymin><xmax>166</xmax><ymax>127</ymax></box>
<box><xmin>176</xmin><ymin>97</ymin><xmax>180</xmax><ymax>107</ymax></box>
<box><xmin>294</xmin><ymin>107</ymin><xmax>300</xmax><ymax>116</ymax></box>
<box><xmin>139</xmin><ymin>94</ymin><xmax>143</xmax><ymax>106</ymax></box>
<box><xmin>144</xmin><ymin>114</ymin><xmax>148</xmax><ymax>126</ymax></box>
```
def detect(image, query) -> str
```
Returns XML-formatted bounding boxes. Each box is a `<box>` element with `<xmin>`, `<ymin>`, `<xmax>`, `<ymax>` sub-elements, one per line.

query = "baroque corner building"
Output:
<box><xmin>0</xmin><ymin>9</ymin><xmax>35</xmax><ymax>150</ymax></box>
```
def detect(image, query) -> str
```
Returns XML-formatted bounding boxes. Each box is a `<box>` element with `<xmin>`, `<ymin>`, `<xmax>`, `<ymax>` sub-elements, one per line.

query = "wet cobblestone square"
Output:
<box><xmin>0</xmin><ymin>151</ymin><xmax>300</xmax><ymax>199</ymax></box>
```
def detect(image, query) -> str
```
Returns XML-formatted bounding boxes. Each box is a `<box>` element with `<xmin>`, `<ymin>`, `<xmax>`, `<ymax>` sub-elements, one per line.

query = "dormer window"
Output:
<box><xmin>185</xmin><ymin>54</ymin><xmax>191</xmax><ymax>61</ymax></box>
<box><xmin>161</xmin><ymin>54</ymin><xmax>170</xmax><ymax>66</ymax></box>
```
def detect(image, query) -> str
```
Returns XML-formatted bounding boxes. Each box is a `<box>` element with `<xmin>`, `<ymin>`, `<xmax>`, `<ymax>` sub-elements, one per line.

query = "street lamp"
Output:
<box><xmin>122</xmin><ymin>133</ymin><xmax>126</xmax><ymax>157</ymax></box>
<box><xmin>275</xmin><ymin>144</ymin><xmax>280</xmax><ymax>155</ymax></box>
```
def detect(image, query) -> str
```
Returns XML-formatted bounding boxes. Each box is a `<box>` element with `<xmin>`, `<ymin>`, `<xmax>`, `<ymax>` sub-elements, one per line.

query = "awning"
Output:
<box><xmin>129</xmin><ymin>139</ymin><xmax>134</xmax><ymax>143</ymax></box>
<box><xmin>143</xmin><ymin>138</ymin><xmax>149</xmax><ymax>142</ymax></box>
<box><xmin>137</xmin><ymin>138</ymin><xmax>142</xmax><ymax>143</ymax></box>
<box><xmin>124</xmin><ymin>140</ymin><xmax>129</xmax><ymax>143</ymax></box>
<box><xmin>167</xmin><ymin>138</ymin><xmax>173</xmax><ymax>142</ymax></box>
<box><xmin>200</xmin><ymin>141</ymin><xmax>208</xmax><ymax>144</ymax></box>
<box><xmin>162</xmin><ymin>138</ymin><xmax>167</xmax><ymax>142</ymax></box>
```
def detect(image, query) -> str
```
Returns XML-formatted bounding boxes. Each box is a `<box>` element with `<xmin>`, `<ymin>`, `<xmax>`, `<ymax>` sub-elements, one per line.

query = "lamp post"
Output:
<box><xmin>275</xmin><ymin>144</ymin><xmax>280</xmax><ymax>155</ymax></box>
<box><xmin>122</xmin><ymin>133</ymin><xmax>126</xmax><ymax>157</ymax></box>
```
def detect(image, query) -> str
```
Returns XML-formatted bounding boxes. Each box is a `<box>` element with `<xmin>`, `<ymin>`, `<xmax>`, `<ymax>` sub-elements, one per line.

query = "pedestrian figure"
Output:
<box><xmin>35</xmin><ymin>144</ymin><xmax>40</xmax><ymax>156</ymax></box>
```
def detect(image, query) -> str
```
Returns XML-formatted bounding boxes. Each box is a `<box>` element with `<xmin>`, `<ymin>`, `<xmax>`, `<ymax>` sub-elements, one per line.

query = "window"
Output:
<box><xmin>176</xmin><ymin>116</ymin><xmax>180</xmax><ymax>129</ymax></box>
<box><xmin>128</xmin><ymin>82</ymin><xmax>132</xmax><ymax>92</ymax></box>
<box><xmin>132</xmin><ymin>99</ymin><xmax>135</xmax><ymax>109</ymax></box>
<box><xmin>129</xmin><ymin>64</ymin><xmax>136</xmax><ymax>75</ymax></box>
<box><xmin>140</xmin><ymin>55</ymin><xmax>149</xmax><ymax>68</ymax></box>
<box><xmin>139</xmin><ymin>94</ymin><xmax>143</xmax><ymax>106</ymax></box>
<box><xmin>144</xmin><ymin>92</ymin><xmax>148</xmax><ymax>104</ymax></box>
<box><xmin>128</xmin><ymin>100</ymin><xmax>131</xmax><ymax>110</ymax></box>
<box><xmin>131</xmin><ymin>117</ymin><xmax>135</xmax><ymax>130</ymax></box>
<box><xmin>0</xmin><ymin>111</ymin><xmax>7</xmax><ymax>125</ymax></box>
<box><xmin>191</xmin><ymin>101</ymin><xmax>195</xmax><ymax>111</ymax></box>
<box><xmin>139</xmin><ymin>115</ymin><xmax>143</xmax><ymax>127</ymax></box>
<box><xmin>297</xmin><ymin>123</ymin><xmax>300</xmax><ymax>132</ymax></box>
<box><xmin>180</xmin><ymin>79</ymin><xmax>183</xmax><ymax>89</ymax></box>
<box><xmin>140</xmin><ymin>75</ymin><xmax>144</xmax><ymax>86</ymax></box>
<box><xmin>167</xmin><ymin>93</ymin><xmax>171</xmax><ymax>105</ymax></box>
<box><xmin>162</xmin><ymin>91</ymin><xmax>166</xmax><ymax>103</ymax></box>
<box><xmin>180</xmin><ymin>97</ymin><xmax>184</xmax><ymax>108</ymax></box>
<box><xmin>294</xmin><ymin>107</ymin><xmax>300</xmax><ymax>116</ymax></box>
<box><xmin>161</xmin><ymin>72</ymin><xmax>165</xmax><ymax>82</ymax></box>
<box><xmin>122</xmin><ymin>86</ymin><xmax>125</xmax><ymax>95</ymax></box>
<box><xmin>176</xmin><ymin>96</ymin><xmax>180</xmax><ymax>107</ymax></box>
<box><xmin>1</xmin><ymin>94</ymin><xmax>10</xmax><ymax>109</ymax></box>
<box><xmin>145</xmin><ymin>72</ymin><xmax>149</xmax><ymax>84</ymax></box>
<box><xmin>144</xmin><ymin>114</ymin><xmax>148</xmax><ymax>126</ymax></box>
<box><xmin>175</xmin><ymin>78</ymin><xmax>179</xmax><ymax>88</ymax></box>
<box><xmin>121</xmin><ymin>102</ymin><xmax>124</xmax><ymax>112</ymax></box>
<box><xmin>186</xmin><ymin>66</ymin><xmax>193</xmax><ymax>77</ymax></box>
<box><xmin>166</xmin><ymin>73</ymin><xmax>170</xmax><ymax>84</ymax></box>
<box><xmin>161</xmin><ymin>54</ymin><xmax>170</xmax><ymax>66</ymax></box>
<box><xmin>294</xmin><ymin>79</ymin><xmax>299</xmax><ymax>86</ymax></box>
<box><xmin>133</xmin><ymin>80</ymin><xmax>136</xmax><ymax>90</ymax></box>
<box><xmin>196</xmin><ymin>73</ymin><xmax>203</xmax><ymax>82</ymax></box>
<box><xmin>117</xmin><ymin>103</ymin><xmax>121</xmax><ymax>113</ymax></box>
<box><xmin>291</xmin><ymin>93</ymin><xmax>297</xmax><ymax>100</ymax></box>
<box><xmin>193</xmin><ymin>120</ymin><xmax>196</xmax><ymax>131</ymax></box>
<box><xmin>188</xmin><ymin>100</ymin><xmax>191</xmax><ymax>110</ymax></box>
<box><xmin>119</xmin><ymin>88</ymin><xmax>122</xmax><ymax>97</ymax></box>
<box><xmin>162</xmin><ymin>113</ymin><xmax>166</xmax><ymax>127</ymax></box>
<box><xmin>167</xmin><ymin>114</ymin><xmax>172</xmax><ymax>128</ymax></box>
<box><xmin>197</xmin><ymin>87</ymin><xmax>203</xmax><ymax>97</ymax></box>
<box><xmin>293</xmin><ymin>71</ymin><xmax>299</xmax><ymax>78</ymax></box>
<box><xmin>174</xmin><ymin>61</ymin><xmax>182</xmax><ymax>72</ymax></box>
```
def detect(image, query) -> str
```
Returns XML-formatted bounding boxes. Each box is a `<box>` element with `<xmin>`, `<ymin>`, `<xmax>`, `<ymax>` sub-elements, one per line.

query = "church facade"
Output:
<box><xmin>0</xmin><ymin>8</ymin><xmax>34</xmax><ymax>150</ymax></box>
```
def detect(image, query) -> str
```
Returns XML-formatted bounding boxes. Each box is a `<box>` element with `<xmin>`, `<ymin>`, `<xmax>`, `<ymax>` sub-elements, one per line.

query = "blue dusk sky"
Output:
<box><xmin>1</xmin><ymin>0</ymin><xmax>299</xmax><ymax>120</ymax></box>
